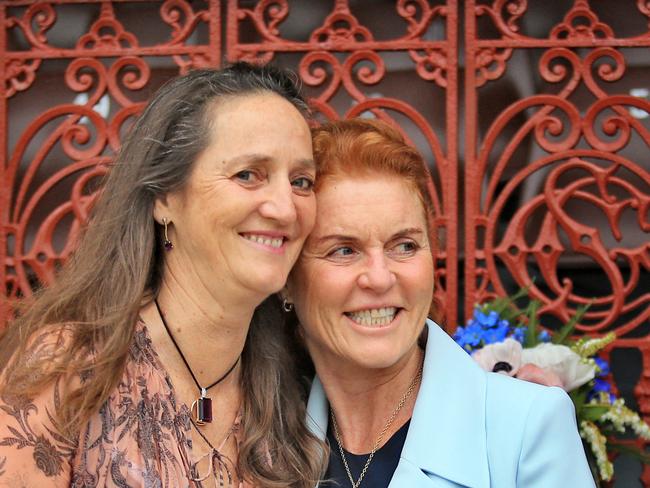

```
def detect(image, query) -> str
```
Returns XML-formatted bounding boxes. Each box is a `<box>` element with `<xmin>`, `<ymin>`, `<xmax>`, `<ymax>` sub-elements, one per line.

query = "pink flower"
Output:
<box><xmin>515</xmin><ymin>363</ymin><xmax>563</xmax><ymax>388</ymax></box>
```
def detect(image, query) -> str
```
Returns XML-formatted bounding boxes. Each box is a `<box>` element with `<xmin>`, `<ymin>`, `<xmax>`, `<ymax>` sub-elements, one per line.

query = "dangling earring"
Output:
<box><xmin>282</xmin><ymin>299</ymin><xmax>294</xmax><ymax>312</ymax></box>
<box><xmin>162</xmin><ymin>218</ymin><xmax>173</xmax><ymax>251</ymax></box>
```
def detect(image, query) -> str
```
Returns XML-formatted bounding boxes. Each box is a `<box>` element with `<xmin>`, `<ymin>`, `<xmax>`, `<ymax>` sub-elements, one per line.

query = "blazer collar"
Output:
<box><xmin>400</xmin><ymin>320</ymin><xmax>490</xmax><ymax>486</ymax></box>
<box><xmin>306</xmin><ymin>320</ymin><xmax>490</xmax><ymax>487</ymax></box>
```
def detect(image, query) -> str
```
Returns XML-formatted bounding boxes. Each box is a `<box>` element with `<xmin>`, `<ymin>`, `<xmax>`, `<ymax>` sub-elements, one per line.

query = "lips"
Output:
<box><xmin>344</xmin><ymin>307</ymin><xmax>401</xmax><ymax>327</ymax></box>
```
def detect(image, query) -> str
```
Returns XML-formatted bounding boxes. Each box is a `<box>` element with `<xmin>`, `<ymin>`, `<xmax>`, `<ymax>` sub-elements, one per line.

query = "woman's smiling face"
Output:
<box><xmin>156</xmin><ymin>92</ymin><xmax>316</xmax><ymax>301</ymax></box>
<box><xmin>287</xmin><ymin>174</ymin><xmax>434</xmax><ymax>373</ymax></box>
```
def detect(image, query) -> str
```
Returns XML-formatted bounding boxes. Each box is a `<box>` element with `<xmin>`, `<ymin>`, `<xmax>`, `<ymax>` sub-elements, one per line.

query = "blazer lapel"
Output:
<box><xmin>390</xmin><ymin>457</ymin><xmax>461</xmax><ymax>487</ymax></box>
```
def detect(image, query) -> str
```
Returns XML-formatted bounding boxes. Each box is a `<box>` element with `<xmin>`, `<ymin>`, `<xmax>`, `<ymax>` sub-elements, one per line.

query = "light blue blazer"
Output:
<box><xmin>306</xmin><ymin>320</ymin><xmax>596</xmax><ymax>487</ymax></box>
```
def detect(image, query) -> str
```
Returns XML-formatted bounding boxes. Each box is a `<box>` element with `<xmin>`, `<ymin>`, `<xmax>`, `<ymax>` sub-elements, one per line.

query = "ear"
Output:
<box><xmin>153</xmin><ymin>194</ymin><xmax>173</xmax><ymax>225</ymax></box>
<box><xmin>279</xmin><ymin>285</ymin><xmax>293</xmax><ymax>303</ymax></box>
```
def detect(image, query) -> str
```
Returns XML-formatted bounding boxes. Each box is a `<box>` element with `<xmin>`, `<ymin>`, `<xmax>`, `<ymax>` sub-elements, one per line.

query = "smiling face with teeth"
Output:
<box><xmin>287</xmin><ymin>175</ymin><xmax>434</xmax><ymax>374</ymax></box>
<box><xmin>155</xmin><ymin>93</ymin><xmax>316</xmax><ymax>303</ymax></box>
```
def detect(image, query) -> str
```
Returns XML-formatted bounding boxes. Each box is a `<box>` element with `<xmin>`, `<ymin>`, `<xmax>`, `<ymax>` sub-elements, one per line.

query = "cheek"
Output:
<box><xmin>399</xmin><ymin>258</ymin><xmax>434</xmax><ymax>295</ymax></box>
<box><xmin>296</xmin><ymin>196</ymin><xmax>317</xmax><ymax>232</ymax></box>
<box><xmin>291</xmin><ymin>265</ymin><xmax>345</xmax><ymax>325</ymax></box>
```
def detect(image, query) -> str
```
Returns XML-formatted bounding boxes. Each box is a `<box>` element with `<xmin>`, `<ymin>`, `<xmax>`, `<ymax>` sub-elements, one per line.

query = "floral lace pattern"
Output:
<box><xmin>0</xmin><ymin>324</ymin><xmax>243</xmax><ymax>488</ymax></box>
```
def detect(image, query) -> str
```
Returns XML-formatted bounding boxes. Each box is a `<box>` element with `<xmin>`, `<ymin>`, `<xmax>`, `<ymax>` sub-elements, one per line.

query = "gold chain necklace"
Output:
<box><xmin>330</xmin><ymin>359</ymin><xmax>424</xmax><ymax>488</ymax></box>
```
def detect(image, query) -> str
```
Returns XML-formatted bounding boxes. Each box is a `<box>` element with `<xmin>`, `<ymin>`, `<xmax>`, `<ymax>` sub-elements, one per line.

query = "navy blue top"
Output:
<box><xmin>322</xmin><ymin>419</ymin><xmax>411</xmax><ymax>488</ymax></box>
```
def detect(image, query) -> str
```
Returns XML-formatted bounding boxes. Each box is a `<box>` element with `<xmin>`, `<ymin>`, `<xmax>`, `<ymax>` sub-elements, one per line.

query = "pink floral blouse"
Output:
<box><xmin>0</xmin><ymin>324</ymin><xmax>250</xmax><ymax>488</ymax></box>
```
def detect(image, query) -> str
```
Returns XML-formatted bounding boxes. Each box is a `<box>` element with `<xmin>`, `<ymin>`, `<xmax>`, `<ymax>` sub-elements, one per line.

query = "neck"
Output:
<box><xmin>143</xmin><ymin>271</ymin><xmax>256</xmax><ymax>388</ymax></box>
<box><xmin>316</xmin><ymin>346</ymin><xmax>423</xmax><ymax>454</ymax></box>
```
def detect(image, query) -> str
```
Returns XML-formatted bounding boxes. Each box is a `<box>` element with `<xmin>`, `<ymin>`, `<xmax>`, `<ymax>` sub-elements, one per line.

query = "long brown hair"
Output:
<box><xmin>0</xmin><ymin>63</ymin><xmax>324</xmax><ymax>487</ymax></box>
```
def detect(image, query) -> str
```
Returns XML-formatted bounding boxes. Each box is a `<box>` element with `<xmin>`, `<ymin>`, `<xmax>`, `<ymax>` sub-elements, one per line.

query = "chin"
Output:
<box><xmin>246</xmin><ymin>273</ymin><xmax>289</xmax><ymax>296</ymax></box>
<box><xmin>352</xmin><ymin>353</ymin><xmax>405</xmax><ymax>371</ymax></box>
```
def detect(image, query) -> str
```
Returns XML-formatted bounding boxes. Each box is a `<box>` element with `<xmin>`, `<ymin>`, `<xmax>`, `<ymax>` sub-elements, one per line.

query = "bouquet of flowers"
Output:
<box><xmin>453</xmin><ymin>289</ymin><xmax>650</xmax><ymax>484</ymax></box>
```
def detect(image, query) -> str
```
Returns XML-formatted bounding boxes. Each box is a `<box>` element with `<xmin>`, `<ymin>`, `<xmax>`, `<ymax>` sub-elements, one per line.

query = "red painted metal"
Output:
<box><xmin>465</xmin><ymin>1</ymin><xmax>650</xmax><ymax>484</ymax></box>
<box><xmin>2</xmin><ymin>2</ymin><xmax>650</xmax><ymax>482</ymax></box>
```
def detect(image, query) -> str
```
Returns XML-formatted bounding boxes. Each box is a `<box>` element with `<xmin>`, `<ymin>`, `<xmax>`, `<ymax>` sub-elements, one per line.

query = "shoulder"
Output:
<box><xmin>483</xmin><ymin>373</ymin><xmax>595</xmax><ymax>487</ymax></box>
<box><xmin>486</xmin><ymin>369</ymin><xmax>572</xmax><ymax>411</ymax></box>
<box><xmin>484</xmin><ymin>371</ymin><xmax>575</xmax><ymax>441</ymax></box>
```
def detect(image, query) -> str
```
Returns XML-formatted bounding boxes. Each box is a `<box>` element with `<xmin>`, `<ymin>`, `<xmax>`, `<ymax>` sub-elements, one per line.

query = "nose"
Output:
<box><xmin>357</xmin><ymin>251</ymin><xmax>397</xmax><ymax>293</ymax></box>
<box><xmin>258</xmin><ymin>179</ymin><xmax>298</xmax><ymax>225</ymax></box>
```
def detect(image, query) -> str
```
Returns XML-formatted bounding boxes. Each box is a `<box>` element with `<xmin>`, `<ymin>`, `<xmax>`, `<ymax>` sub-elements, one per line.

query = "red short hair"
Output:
<box><xmin>312</xmin><ymin>117</ymin><xmax>435</xmax><ymax>230</ymax></box>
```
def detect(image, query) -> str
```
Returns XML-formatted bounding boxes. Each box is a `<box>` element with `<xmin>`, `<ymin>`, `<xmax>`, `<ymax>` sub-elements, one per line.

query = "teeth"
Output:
<box><xmin>345</xmin><ymin>307</ymin><xmax>397</xmax><ymax>327</ymax></box>
<box><xmin>243</xmin><ymin>234</ymin><xmax>284</xmax><ymax>248</ymax></box>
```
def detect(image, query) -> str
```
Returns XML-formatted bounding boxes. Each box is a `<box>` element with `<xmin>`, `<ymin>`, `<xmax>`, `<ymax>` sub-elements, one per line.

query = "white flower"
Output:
<box><xmin>472</xmin><ymin>338</ymin><xmax>522</xmax><ymax>376</ymax></box>
<box><xmin>580</xmin><ymin>420</ymin><xmax>613</xmax><ymax>481</ymax></box>
<box><xmin>521</xmin><ymin>343</ymin><xmax>596</xmax><ymax>391</ymax></box>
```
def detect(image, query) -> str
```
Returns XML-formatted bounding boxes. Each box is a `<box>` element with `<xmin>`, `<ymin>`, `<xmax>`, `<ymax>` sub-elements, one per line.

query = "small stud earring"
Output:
<box><xmin>282</xmin><ymin>299</ymin><xmax>294</xmax><ymax>313</ymax></box>
<box><xmin>162</xmin><ymin>218</ymin><xmax>173</xmax><ymax>251</ymax></box>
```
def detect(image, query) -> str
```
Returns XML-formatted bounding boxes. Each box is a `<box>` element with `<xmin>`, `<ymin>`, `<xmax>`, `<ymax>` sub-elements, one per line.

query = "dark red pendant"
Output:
<box><xmin>191</xmin><ymin>389</ymin><xmax>212</xmax><ymax>425</ymax></box>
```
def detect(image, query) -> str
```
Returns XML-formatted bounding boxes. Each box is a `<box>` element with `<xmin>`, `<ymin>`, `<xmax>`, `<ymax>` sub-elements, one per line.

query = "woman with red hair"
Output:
<box><xmin>284</xmin><ymin>118</ymin><xmax>595</xmax><ymax>487</ymax></box>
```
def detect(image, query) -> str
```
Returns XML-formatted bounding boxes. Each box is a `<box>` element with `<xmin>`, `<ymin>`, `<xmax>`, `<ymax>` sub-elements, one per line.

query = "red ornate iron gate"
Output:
<box><xmin>1</xmin><ymin>0</ymin><xmax>649</xmax><ymax>484</ymax></box>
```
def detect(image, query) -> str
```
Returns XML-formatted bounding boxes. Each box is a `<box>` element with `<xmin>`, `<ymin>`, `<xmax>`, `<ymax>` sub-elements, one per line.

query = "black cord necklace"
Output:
<box><xmin>154</xmin><ymin>299</ymin><xmax>240</xmax><ymax>425</ymax></box>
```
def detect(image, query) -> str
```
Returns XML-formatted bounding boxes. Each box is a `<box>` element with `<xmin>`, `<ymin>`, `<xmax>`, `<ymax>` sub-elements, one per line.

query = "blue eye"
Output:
<box><xmin>292</xmin><ymin>177</ymin><xmax>314</xmax><ymax>192</ymax></box>
<box><xmin>234</xmin><ymin>170</ymin><xmax>263</xmax><ymax>185</ymax></box>
<box><xmin>398</xmin><ymin>242</ymin><xmax>417</xmax><ymax>252</ymax></box>
<box><xmin>235</xmin><ymin>170</ymin><xmax>253</xmax><ymax>181</ymax></box>
<box><xmin>391</xmin><ymin>241</ymin><xmax>419</xmax><ymax>256</ymax></box>
<box><xmin>329</xmin><ymin>246</ymin><xmax>356</xmax><ymax>258</ymax></box>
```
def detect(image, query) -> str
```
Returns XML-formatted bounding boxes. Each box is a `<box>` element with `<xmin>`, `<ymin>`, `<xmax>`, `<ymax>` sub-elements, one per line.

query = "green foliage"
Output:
<box><xmin>552</xmin><ymin>303</ymin><xmax>590</xmax><ymax>346</ymax></box>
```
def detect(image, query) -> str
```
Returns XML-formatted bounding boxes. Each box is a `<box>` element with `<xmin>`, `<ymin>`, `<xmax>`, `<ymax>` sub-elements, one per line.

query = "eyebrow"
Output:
<box><xmin>392</xmin><ymin>227</ymin><xmax>426</xmax><ymax>239</ymax></box>
<box><xmin>294</xmin><ymin>157</ymin><xmax>316</xmax><ymax>170</ymax></box>
<box><xmin>222</xmin><ymin>153</ymin><xmax>315</xmax><ymax>170</ymax></box>
<box><xmin>313</xmin><ymin>227</ymin><xmax>425</xmax><ymax>246</ymax></box>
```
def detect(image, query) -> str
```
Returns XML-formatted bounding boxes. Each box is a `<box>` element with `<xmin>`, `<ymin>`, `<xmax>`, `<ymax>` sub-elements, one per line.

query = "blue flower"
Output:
<box><xmin>511</xmin><ymin>327</ymin><xmax>526</xmax><ymax>344</ymax></box>
<box><xmin>594</xmin><ymin>357</ymin><xmax>609</xmax><ymax>377</ymax></box>
<box><xmin>463</xmin><ymin>322</ymin><xmax>486</xmax><ymax>346</ymax></box>
<box><xmin>587</xmin><ymin>379</ymin><xmax>616</xmax><ymax>404</ymax></box>
<box><xmin>483</xmin><ymin>320</ymin><xmax>510</xmax><ymax>345</ymax></box>
<box><xmin>454</xmin><ymin>324</ymin><xmax>482</xmax><ymax>352</ymax></box>
<box><xmin>453</xmin><ymin>326</ymin><xmax>467</xmax><ymax>345</ymax></box>
<box><xmin>592</xmin><ymin>378</ymin><xmax>611</xmax><ymax>393</ymax></box>
<box><xmin>537</xmin><ymin>330</ymin><xmax>551</xmax><ymax>343</ymax></box>
<box><xmin>473</xmin><ymin>308</ymin><xmax>500</xmax><ymax>328</ymax></box>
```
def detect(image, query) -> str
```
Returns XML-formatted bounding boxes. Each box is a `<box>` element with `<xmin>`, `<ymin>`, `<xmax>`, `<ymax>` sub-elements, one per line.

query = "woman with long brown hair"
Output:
<box><xmin>0</xmin><ymin>63</ymin><xmax>324</xmax><ymax>487</ymax></box>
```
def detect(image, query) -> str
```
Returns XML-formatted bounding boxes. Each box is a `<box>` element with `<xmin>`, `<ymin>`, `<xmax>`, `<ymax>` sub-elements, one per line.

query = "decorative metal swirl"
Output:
<box><xmin>160</xmin><ymin>0</ymin><xmax>211</xmax><ymax>46</ymax></box>
<box><xmin>475</xmin><ymin>0</ymin><xmax>528</xmax><ymax>38</ymax></box>
<box><xmin>397</xmin><ymin>0</ymin><xmax>446</xmax><ymax>39</ymax></box>
<box><xmin>310</xmin><ymin>3</ymin><xmax>373</xmax><ymax>44</ymax></box>
<box><xmin>5</xmin><ymin>59</ymin><xmax>42</xmax><ymax>96</ymax></box>
<box><xmin>6</xmin><ymin>3</ymin><xmax>57</xmax><ymax>50</ymax></box>
<box><xmin>77</xmin><ymin>3</ymin><xmax>138</xmax><ymax>50</ymax></box>
<box><xmin>550</xmin><ymin>0</ymin><xmax>614</xmax><ymax>41</ymax></box>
